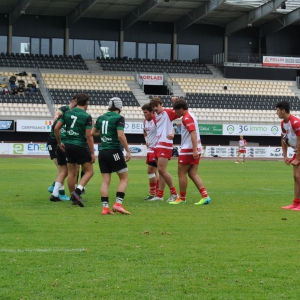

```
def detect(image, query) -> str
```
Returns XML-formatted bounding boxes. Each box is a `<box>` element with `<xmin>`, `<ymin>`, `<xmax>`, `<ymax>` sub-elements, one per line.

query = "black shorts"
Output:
<box><xmin>65</xmin><ymin>144</ymin><xmax>92</xmax><ymax>165</ymax></box>
<box><xmin>47</xmin><ymin>136</ymin><xmax>58</xmax><ymax>160</ymax></box>
<box><xmin>56</xmin><ymin>145</ymin><xmax>67</xmax><ymax>166</ymax></box>
<box><xmin>98</xmin><ymin>149</ymin><xmax>127</xmax><ymax>173</ymax></box>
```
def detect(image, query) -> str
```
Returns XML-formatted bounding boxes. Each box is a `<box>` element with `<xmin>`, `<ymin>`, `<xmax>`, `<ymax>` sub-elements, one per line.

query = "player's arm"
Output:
<box><xmin>92</xmin><ymin>127</ymin><xmax>100</xmax><ymax>137</ymax></box>
<box><xmin>281</xmin><ymin>129</ymin><xmax>290</xmax><ymax>165</ymax></box>
<box><xmin>143</xmin><ymin>130</ymin><xmax>149</xmax><ymax>147</ymax></box>
<box><xmin>190</xmin><ymin>130</ymin><xmax>199</xmax><ymax>159</ymax></box>
<box><xmin>86</xmin><ymin>128</ymin><xmax>95</xmax><ymax>163</ymax></box>
<box><xmin>118</xmin><ymin>130</ymin><xmax>131</xmax><ymax>162</ymax></box>
<box><xmin>167</xmin><ymin>128</ymin><xmax>175</xmax><ymax>140</ymax></box>
<box><xmin>54</xmin><ymin>120</ymin><xmax>64</xmax><ymax>151</ymax></box>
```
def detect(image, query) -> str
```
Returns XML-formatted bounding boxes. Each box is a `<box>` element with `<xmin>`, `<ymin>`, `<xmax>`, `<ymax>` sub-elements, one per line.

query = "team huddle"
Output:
<box><xmin>46</xmin><ymin>94</ymin><xmax>211</xmax><ymax>215</ymax></box>
<box><xmin>46</xmin><ymin>95</ymin><xmax>299</xmax><ymax>213</ymax></box>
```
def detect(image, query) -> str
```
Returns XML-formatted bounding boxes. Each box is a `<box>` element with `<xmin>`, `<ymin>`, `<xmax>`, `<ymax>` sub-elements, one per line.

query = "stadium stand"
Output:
<box><xmin>96</xmin><ymin>57</ymin><xmax>212</xmax><ymax>75</ymax></box>
<box><xmin>0</xmin><ymin>53</ymin><xmax>88</xmax><ymax>70</ymax></box>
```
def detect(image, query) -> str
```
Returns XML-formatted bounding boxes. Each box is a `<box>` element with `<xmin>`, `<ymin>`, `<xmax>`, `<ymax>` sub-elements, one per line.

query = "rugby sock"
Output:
<box><xmin>200</xmin><ymin>188</ymin><xmax>208</xmax><ymax>198</ymax></box>
<box><xmin>53</xmin><ymin>182</ymin><xmax>62</xmax><ymax>197</ymax></box>
<box><xmin>157</xmin><ymin>190</ymin><xmax>164</xmax><ymax>198</ymax></box>
<box><xmin>116</xmin><ymin>192</ymin><xmax>125</xmax><ymax>204</ymax></box>
<box><xmin>101</xmin><ymin>197</ymin><xmax>109</xmax><ymax>208</ymax></box>
<box><xmin>58</xmin><ymin>186</ymin><xmax>65</xmax><ymax>195</ymax></box>
<box><xmin>149</xmin><ymin>183</ymin><xmax>156</xmax><ymax>195</ymax></box>
<box><xmin>179</xmin><ymin>192</ymin><xmax>186</xmax><ymax>201</ymax></box>
<box><xmin>156</xmin><ymin>180</ymin><xmax>159</xmax><ymax>193</ymax></box>
<box><xmin>170</xmin><ymin>186</ymin><xmax>177</xmax><ymax>195</ymax></box>
<box><xmin>75</xmin><ymin>185</ymin><xmax>84</xmax><ymax>195</ymax></box>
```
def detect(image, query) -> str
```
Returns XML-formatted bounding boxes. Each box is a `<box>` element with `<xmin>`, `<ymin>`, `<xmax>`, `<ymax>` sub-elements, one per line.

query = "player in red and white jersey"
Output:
<box><xmin>235</xmin><ymin>135</ymin><xmax>247</xmax><ymax>164</ymax></box>
<box><xmin>141</xmin><ymin>103</ymin><xmax>160</xmax><ymax>201</ymax></box>
<box><xmin>150</xmin><ymin>96</ymin><xmax>179</xmax><ymax>202</ymax></box>
<box><xmin>276</xmin><ymin>100</ymin><xmax>300</xmax><ymax>210</ymax></box>
<box><xmin>169</xmin><ymin>98</ymin><xmax>211</xmax><ymax>205</ymax></box>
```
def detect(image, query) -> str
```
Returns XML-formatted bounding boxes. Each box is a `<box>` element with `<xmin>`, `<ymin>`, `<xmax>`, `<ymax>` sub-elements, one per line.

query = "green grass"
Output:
<box><xmin>1</xmin><ymin>157</ymin><xmax>300</xmax><ymax>300</ymax></box>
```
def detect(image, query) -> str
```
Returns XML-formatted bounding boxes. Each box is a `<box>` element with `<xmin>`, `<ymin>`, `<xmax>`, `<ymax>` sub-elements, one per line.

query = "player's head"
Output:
<box><xmin>150</xmin><ymin>97</ymin><xmax>163</xmax><ymax>114</ymax></box>
<box><xmin>70</xmin><ymin>94</ymin><xmax>78</xmax><ymax>109</ymax></box>
<box><xmin>76</xmin><ymin>93</ymin><xmax>89</xmax><ymax>109</ymax></box>
<box><xmin>172</xmin><ymin>98</ymin><xmax>188</xmax><ymax>117</ymax></box>
<box><xmin>240</xmin><ymin>135</ymin><xmax>243</xmax><ymax>139</ymax></box>
<box><xmin>276</xmin><ymin>100</ymin><xmax>290</xmax><ymax>118</ymax></box>
<box><xmin>108</xmin><ymin>97</ymin><xmax>122</xmax><ymax>113</ymax></box>
<box><xmin>141</xmin><ymin>103</ymin><xmax>153</xmax><ymax>120</ymax></box>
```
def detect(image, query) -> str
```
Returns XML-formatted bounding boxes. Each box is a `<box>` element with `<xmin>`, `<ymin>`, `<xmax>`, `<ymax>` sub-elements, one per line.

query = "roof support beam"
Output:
<box><xmin>260</xmin><ymin>7</ymin><xmax>300</xmax><ymax>37</ymax></box>
<box><xmin>121</xmin><ymin>0</ymin><xmax>160</xmax><ymax>31</ymax></box>
<box><xmin>9</xmin><ymin>0</ymin><xmax>36</xmax><ymax>25</ymax></box>
<box><xmin>225</xmin><ymin>0</ymin><xmax>283</xmax><ymax>36</ymax></box>
<box><xmin>66</xmin><ymin>0</ymin><xmax>98</xmax><ymax>27</ymax></box>
<box><xmin>175</xmin><ymin>0</ymin><xmax>225</xmax><ymax>33</ymax></box>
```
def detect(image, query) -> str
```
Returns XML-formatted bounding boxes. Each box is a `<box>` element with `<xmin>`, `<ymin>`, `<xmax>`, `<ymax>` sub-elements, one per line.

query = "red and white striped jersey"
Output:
<box><xmin>143</xmin><ymin>115</ymin><xmax>157</xmax><ymax>153</ymax></box>
<box><xmin>180</xmin><ymin>111</ymin><xmax>202</xmax><ymax>155</ymax></box>
<box><xmin>238</xmin><ymin>139</ymin><xmax>247</xmax><ymax>150</ymax></box>
<box><xmin>155</xmin><ymin>108</ymin><xmax>178</xmax><ymax>150</ymax></box>
<box><xmin>281</xmin><ymin>114</ymin><xmax>300</xmax><ymax>150</ymax></box>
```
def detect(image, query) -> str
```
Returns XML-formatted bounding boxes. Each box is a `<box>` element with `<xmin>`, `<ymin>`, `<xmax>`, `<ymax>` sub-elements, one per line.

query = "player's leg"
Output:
<box><xmin>157</xmin><ymin>156</ymin><xmax>178</xmax><ymax>202</ymax></box>
<box><xmin>235</xmin><ymin>152</ymin><xmax>240</xmax><ymax>163</ymax></box>
<box><xmin>143</xmin><ymin>164</ymin><xmax>158</xmax><ymax>200</ymax></box>
<box><xmin>187</xmin><ymin>164</ymin><xmax>211</xmax><ymax>205</ymax></box>
<box><xmin>169</xmin><ymin>163</ymin><xmax>189</xmax><ymax>205</ymax></box>
<box><xmin>288</xmin><ymin>164</ymin><xmax>300</xmax><ymax>210</ymax></box>
<box><xmin>66</xmin><ymin>163</ymin><xmax>78</xmax><ymax>196</ymax></box>
<box><xmin>100</xmin><ymin>173</ymin><xmax>114</xmax><ymax>215</ymax></box>
<box><xmin>50</xmin><ymin>164</ymin><xmax>68</xmax><ymax>202</ymax></box>
<box><xmin>112</xmin><ymin>169</ymin><xmax>130</xmax><ymax>215</ymax></box>
<box><xmin>242</xmin><ymin>153</ymin><xmax>246</xmax><ymax>164</ymax></box>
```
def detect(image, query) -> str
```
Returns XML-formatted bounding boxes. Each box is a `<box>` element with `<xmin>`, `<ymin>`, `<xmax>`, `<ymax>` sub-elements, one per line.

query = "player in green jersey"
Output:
<box><xmin>92</xmin><ymin>97</ymin><xmax>131</xmax><ymax>215</ymax></box>
<box><xmin>55</xmin><ymin>93</ymin><xmax>95</xmax><ymax>207</ymax></box>
<box><xmin>47</xmin><ymin>95</ymin><xmax>77</xmax><ymax>201</ymax></box>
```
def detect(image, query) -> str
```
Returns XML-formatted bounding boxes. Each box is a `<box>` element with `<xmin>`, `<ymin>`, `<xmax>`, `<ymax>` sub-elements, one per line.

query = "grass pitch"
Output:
<box><xmin>1</xmin><ymin>157</ymin><xmax>300</xmax><ymax>300</ymax></box>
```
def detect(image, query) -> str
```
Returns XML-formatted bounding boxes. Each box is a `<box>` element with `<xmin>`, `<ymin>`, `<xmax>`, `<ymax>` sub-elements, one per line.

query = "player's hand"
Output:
<box><xmin>125</xmin><ymin>151</ymin><xmax>131</xmax><ymax>162</ymax></box>
<box><xmin>90</xmin><ymin>154</ymin><xmax>96</xmax><ymax>164</ymax></box>
<box><xmin>166</xmin><ymin>134</ymin><xmax>174</xmax><ymax>140</ymax></box>
<box><xmin>54</xmin><ymin>111</ymin><xmax>62</xmax><ymax>121</ymax></box>
<box><xmin>171</xmin><ymin>96</ymin><xmax>179</xmax><ymax>104</ymax></box>
<box><xmin>193</xmin><ymin>150</ymin><xmax>199</xmax><ymax>160</ymax></box>
<box><xmin>59</xmin><ymin>143</ymin><xmax>65</xmax><ymax>152</ymax></box>
<box><xmin>284</xmin><ymin>157</ymin><xmax>291</xmax><ymax>165</ymax></box>
<box><xmin>290</xmin><ymin>159</ymin><xmax>299</xmax><ymax>166</ymax></box>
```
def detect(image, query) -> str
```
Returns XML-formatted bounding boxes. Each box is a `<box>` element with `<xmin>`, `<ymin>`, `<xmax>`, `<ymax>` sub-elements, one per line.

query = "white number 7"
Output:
<box><xmin>71</xmin><ymin>115</ymin><xmax>77</xmax><ymax>128</ymax></box>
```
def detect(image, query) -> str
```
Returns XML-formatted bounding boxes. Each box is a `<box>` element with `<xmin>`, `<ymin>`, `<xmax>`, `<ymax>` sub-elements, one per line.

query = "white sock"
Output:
<box><xmin>53</xmin><ymin>182</ymin><xmax>62</xmax><ymax>197</ymax></box>
<box><xmin>77</xmin><ymin>184</ymin><xmax>84</xmax><ymax>191</ymax></box>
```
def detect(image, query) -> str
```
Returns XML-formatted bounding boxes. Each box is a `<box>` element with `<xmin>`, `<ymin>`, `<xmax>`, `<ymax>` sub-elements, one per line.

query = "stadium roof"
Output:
<box><xmin>1</xmin><ymin>0</ymin><xmax>300</xmax><ymax>35</ymax></box>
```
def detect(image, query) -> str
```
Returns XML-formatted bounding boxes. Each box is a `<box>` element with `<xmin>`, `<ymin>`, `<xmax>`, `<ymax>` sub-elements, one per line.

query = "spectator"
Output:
<box><xmin>3</xmin><ymin>86</ymin><xmax>9</xmax><ymax>95</ymax></box>
<box><xmin>30</xmin><ymin>82</ymin><xmax>37</xmax><ymax>93</ymax></box>
<box><xmin>18</xmin><ymin>84</ymin><xmax>25</xmax><ymax>96</ymax></box>
<box><xmin>12</xmin><ymin>87</ymin><xmax>18</xmax><ymax>95</ymax></box>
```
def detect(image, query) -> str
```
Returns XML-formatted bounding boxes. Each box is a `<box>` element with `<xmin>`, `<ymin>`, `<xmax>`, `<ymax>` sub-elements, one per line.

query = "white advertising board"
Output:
<box><xmin>137</xmin><ymin>74</ymin><xmax>164</xmax><ymax>85</ymax></box>
<box><xmin>222</xmin><ymin>124</ymin><xmax>281</xmax><ymax>136</ymax></box>
<box><xmin>263</xmin><ymin>56</ymin><xmax>300</xmax><ymax>68</ymax></box>
<box><xmin>17</xmin><ymin>120</ymin><xmax>53</xmax><ymax>132</ymax></box>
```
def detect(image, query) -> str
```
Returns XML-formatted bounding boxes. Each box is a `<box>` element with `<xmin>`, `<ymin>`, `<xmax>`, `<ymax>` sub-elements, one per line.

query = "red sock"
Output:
<box><xmin>200</xmin><ymin>188</ymin><xmax>208</xmax><ymax>198</ymax></box>
<box><xmin>294</xmin><ymin>198</ymin><xmax>300</xmax><ymax>203</ymax></box>
<box><xmin>170</xmin><ymin>186</ymin><xmax>177</xmax><ymax>195</ymax></box>
<box><xmin>149</xmin><ymin>183</ymin><xmax>156</xmax><ymax>195</ymax></box>
<box><xmin>156</xmin><ymin>180</ymin><xmax>159</xmax><ymax>193</ymax></box>
<box><xmin>157</xmin><ymin>190</ymin><xmax>164</xmax><ymax>198</ymax></box>
<box><xmin>180</xmin><ymin>192</ymin><xmax>186</xmax><ymax>201</ymax></box>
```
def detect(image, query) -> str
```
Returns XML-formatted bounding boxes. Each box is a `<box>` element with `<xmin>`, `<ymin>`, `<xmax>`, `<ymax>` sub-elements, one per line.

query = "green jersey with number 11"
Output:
<box><xmin>94</xmin><ymin>111</ymin><xmax>125</xmax><ymax>150</ymax></box>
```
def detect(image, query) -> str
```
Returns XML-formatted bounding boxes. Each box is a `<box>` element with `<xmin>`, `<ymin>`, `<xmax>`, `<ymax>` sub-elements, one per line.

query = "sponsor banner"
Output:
<box><xmin>223</xmin><ymin>124</ymin><xmax>281</xmax><ymax>136</ymax></box>
<box><xmin>10</xmin><ymin>143</ymin><xmax>49</xmax><ymax>155</ymax></box>
<box><xmin>263</xmin><ymin>56</ymin><xmax>300</xmax><ymax>68</ymax></box>
<box><xmin>204</xmin><ymin>146</ymin><xmax>294</xmax><ymax>158</ymax></box>
<box><xmin>124</xmin><ymin>122</ymin><xmax>144</xmax><ymax>134</ymax></box>
<box><xmin>199</xmin><ymin>124</ymin><xmax>223</xmax><ymax>135</ymax></box>
<box><xmin>0</xmin><ymin>120</ymin><xmax>15</xmax><ymax>132</ymax></box>
<box><xmin>17</xmin><ymin>120</ymin><xmax>53</xmax><ymax>132</ymax></box>
<box><xmin>137</xmin><ymin>74</ymin><xmax>164</xmax><ymax>85</ymax></box>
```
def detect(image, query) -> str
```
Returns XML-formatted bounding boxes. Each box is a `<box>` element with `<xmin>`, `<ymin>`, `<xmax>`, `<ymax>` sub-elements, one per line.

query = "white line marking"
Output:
<box><xmin>0</xmin><ymin>248</ymin><xmax>86</xmax><ymax>253</ymax></box>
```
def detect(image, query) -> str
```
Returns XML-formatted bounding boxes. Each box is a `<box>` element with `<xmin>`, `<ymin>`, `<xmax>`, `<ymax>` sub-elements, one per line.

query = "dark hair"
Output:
<box><xmin>141</xmin><ymin>103</ymin><xmax>153</xmax><ymax>112</ymax></box>
<box><xmin>150</xmin><ymin>97</ymin><xmax>162</xmax><ymax>107</ymax></box>
<box><xmin>276</xmin><ymin>100</ymin><xmax>290</xmax><ymax>114</ymax></box>
<box><xmin>76</xmin><ymin>93</ymin><xmax>89</xmax><ymax>106</ymax></box>
<box><xmin>172</xmin><ymin>98</ymin><xmax>188</xmax><ymax>110</ymax></box>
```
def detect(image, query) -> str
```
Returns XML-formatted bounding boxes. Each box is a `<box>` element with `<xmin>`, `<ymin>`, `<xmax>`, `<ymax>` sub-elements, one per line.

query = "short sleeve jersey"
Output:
<box><xmin>180</xmin><ymin>111</ymin><xmax>202</xmax><ymax>155</ymax></box>
<box><xmin>238</xmin><ymin>139</ymin><xmax>247</xmax><ymax>150</ymax></box>
<box><xmin>94</xmin><ymin>111</ymin><xmax>125</xmax><ymax>150</ymax></box>
<box><xmin>58</xmin><ymin>107</ymin><xmax>92</xmax><ymax>148</ymax></box>
<box><xmin>143</xmin><ymin>115</ymin><xmax>157</xmax><ymax>151</ymax></box>
<box><xmin>155</xmin><ymin>108</ymin><xmax>178</xmax><ymax>150</ymax></box>
<box><xmin>281</xmin><ymin>114</ymin><xmax>300</xmax><ymax>150</ymax></box>
<box><xmin>49</xmin><ymin>105</ymin><xmax>70</xmax><ymax>140</ymax></box>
